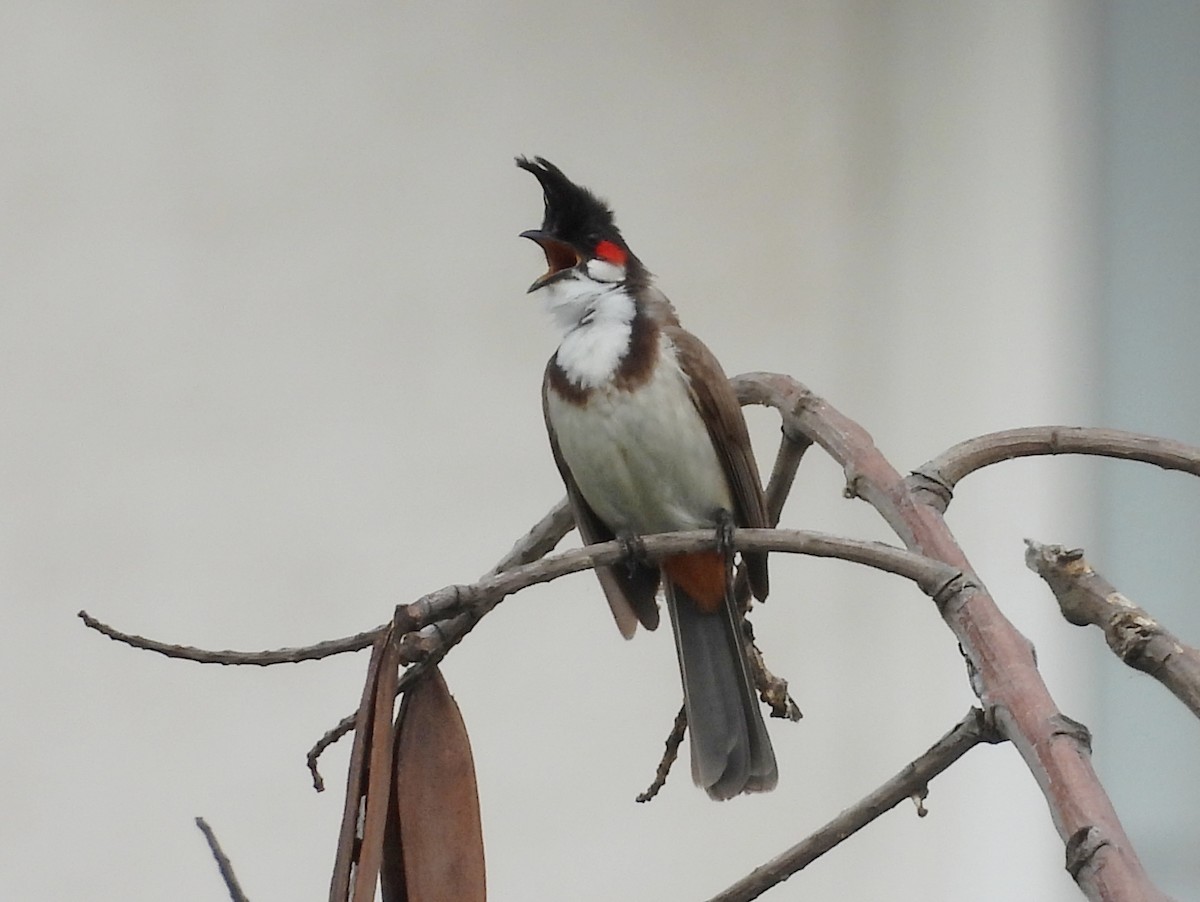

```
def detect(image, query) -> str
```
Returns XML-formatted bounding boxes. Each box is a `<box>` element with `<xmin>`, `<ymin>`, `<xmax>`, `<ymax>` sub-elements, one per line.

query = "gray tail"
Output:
<box><xmin>665</xmin><ymin>582</ymin><xmax>778</xmax><ymax>800</ymax></box>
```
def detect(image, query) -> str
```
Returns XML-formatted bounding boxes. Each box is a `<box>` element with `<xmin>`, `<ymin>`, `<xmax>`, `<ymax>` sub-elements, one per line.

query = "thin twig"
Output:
<box><xmin>1025</xmin><ymin>539</ymin><xmax>1200</xmax><ymax>720</ymax></box>
<box><xmin>708</xmin><ymin>708</ymin><xmax>1001</xmax><ymax>902</ymax></box>
<box><xmin>636</xmin><ymin>705</ymin><xmax>688</xmax><ymax>803</ymax></box>
<box><xmin>77</xmin><ymin>610</ymin><xmax>380</xmax><ymax>665</ymax></box>
<box><xmin>195</xmin><ymin>817</ymin><xmax>250</xmax><ymax>902</ymax></box>
<box><xmin>81</xmin><ymin>500</ymin><xmax>575</xmax><ymax>672</ymax></box>
<box><xmin>305</xmin><ymin>712</ymin><xmax>357</xmax><ymax>792</ymax></box>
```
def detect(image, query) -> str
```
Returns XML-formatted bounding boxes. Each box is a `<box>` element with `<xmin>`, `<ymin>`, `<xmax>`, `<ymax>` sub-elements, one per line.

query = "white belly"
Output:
<box><xmin>547</xmin><ymin>345</ymin><xmax>733</xmax><ymax>536</ymax></box>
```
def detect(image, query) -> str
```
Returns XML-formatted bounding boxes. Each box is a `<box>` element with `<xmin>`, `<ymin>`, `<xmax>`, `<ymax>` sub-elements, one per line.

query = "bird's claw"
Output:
<box><xmin>618</xmin><ymin>532</ymin><xmax>648</xmax><ymax>579</ymax></box>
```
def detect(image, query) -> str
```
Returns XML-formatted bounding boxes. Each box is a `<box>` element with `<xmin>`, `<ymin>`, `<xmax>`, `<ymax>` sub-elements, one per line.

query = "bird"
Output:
<box><xmin>517</xmin><ymin>156</ymin><xmax>777</xmax><ymax>800</ymax></box>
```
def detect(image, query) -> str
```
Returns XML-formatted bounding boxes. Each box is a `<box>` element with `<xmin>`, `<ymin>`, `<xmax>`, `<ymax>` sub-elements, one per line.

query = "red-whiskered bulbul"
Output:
<box><xmin>517</xmin><ymin>156</ymin><xmax>778</xmax><ymax>800</ymax></box>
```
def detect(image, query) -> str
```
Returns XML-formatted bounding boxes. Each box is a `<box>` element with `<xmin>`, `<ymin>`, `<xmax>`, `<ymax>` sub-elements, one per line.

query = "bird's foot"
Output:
<box><xmin>714</xmin><ymin>510</ymin><xmax>737</xmax><ymax>602</ymax></box>
<box><xmin>714</xmin><ymin>510</ymin><xmax>736</xmax><ymax>561</ymax></box>
<box><xmin>617</xmin><ymin>532</ymin><xmax>649</xmax><ymax>579</ymax></box>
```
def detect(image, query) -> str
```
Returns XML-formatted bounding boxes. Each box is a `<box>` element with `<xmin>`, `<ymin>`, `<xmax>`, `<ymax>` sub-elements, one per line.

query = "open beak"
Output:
<box><xmin>520</xmin><ymin>230</ymin><xmax>581</xmax><ymax>293</ymax></box>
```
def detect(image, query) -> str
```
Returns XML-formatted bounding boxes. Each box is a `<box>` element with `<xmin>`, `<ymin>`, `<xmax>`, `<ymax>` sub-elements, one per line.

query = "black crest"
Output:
<box><xmin>516</xmin><ymin>156</ymin><xmax>628</xmax><ymax>251</ymax></box>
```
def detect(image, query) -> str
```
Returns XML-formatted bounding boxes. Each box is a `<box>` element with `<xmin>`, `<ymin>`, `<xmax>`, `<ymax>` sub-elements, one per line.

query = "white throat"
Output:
<box><xmin>538</xmin><ymin>272</ymin><xmax>637</xmax><ymax>389</ymax></box>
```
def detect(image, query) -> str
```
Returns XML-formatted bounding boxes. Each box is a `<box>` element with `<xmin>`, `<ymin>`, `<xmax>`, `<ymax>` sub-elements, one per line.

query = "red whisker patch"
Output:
<box><xmin>594</xmin><ymin>239</ymin><xmax>627</xmax><ymax>266</ymax></box>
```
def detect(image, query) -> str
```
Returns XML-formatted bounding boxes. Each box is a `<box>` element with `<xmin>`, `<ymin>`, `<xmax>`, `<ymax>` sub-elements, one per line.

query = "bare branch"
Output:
<box><xmin>91</xmin><ymin>372</ymin><xmax>1184</xmax><ymax>899</ymax></box>
<box><xmin>306</xmin><ymin>713</ymin><xmax>356</xmax><ymax>792</ymax></box>
<box><xmin>77</xmin><ymin>610</ymin><xmax>380</xmax><ymax>665</ymax></box>
<box><xmin>732</xmin><ymin>372</ymin><xmax>1168</xmax><ymax>901</ymax></box>
<box><xmin>636</xmin><ymin>705</ymin><xmax>688</xmax><ymax>803</ymax></box>
<box><xmin>1025</xmin><ymin>539</ymin><xmax>1200</xmax><ymax>720</ymax></box>
<box><xmin>293</xmin><ymin>514</ymin><xmax>951</xmax><ymax>790</ymax></box>
<box><xmin>708</xmin><ymin>708</ymin><xmax>1002</xmax><ymax>902</ymax></box>
<box><xmin>392</xmin><ymin>529</ymin><xmax>963</xmax><ymax>637</ymax></box>
<box><xmin>909</xmin><ymin>427</ymin><xmax>1200</xmax><ymax>512</ymax></box>
<box><xmin>79</xmin><ymin>500</ymin><xmax>575</xmax><ymax>670</ymax></box>
<box><xmin>195</xmin><ymin>817</ymin><xmax>250</xmax><ymax>902</ymax></box>
<box><xmin>304</xmin><ymin>526</ymin><xmax>949</xmax><ymax>792</ymax></box>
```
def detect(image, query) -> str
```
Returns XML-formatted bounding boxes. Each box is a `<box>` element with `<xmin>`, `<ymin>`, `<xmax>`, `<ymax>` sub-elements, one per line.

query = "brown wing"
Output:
<box><xmin>541</xmin><ymin>361</ymin><xmax>661</xmax><ymax>638</ymax></box>
<box><xmin>665</xmin><ymin>324</ymin><xmax>770</xmax><ymax>601</ymax></box>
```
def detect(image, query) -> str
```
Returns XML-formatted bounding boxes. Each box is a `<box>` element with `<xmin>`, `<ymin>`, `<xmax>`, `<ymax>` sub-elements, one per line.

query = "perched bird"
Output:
<box><xmin>518</xmin><ymin>156</ymin><xmax>777</xmax><ymax>800</ymax></box>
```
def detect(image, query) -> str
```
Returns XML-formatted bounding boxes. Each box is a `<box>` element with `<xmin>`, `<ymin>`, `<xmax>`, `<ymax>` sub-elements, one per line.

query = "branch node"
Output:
<box><xmin>618</xmin><ymin>532</ymin><xmax>649</xmax><ymax>578</ymax></box>
<box><xmin>929</xmin><ymin>573</ymin><xmax>976</xmax><ymax>615</ymax></box>
<box><xmin>1107</xmin><ymin>607</ymin><xmax>1157</xmax><ymax>663</ymax></box>
<box><xmin>1049</xmin><ymin>713</ymin><xmax>1094</xmax><ymax>755</ymax></box>
<box><xmin>392</xmin><ymin>601</ymin><xmax>421</xmax><ymax>635</ymax></box>
<box><xmin>426</xmin><ymin>620</ymin><xmax>457</xmax><ymax>656</ymax></box>
<box><xmin>906</xmin><ymin>466</ymin><xmax>954</xmax><ymax>513</ymax></box>
<box><xmin>910</xmin><ymin>788</ymin><xmax>929</xmax><ymax>818</ymax></box>
<box><xmin>780</xmin><ymin>420</ymin><xmax>811</xmax><ymax>448</ymax></box>
<box><xmin>842</xmin><ymin>471</ymin><xmax>862</xmax><ymax>500</ymax></box>
<box><xmin>1065</xmin><ymin>825</ymin><xmax>1111</xmax><ymax>879</ymax></box>
<box><xmin>397</xmin><ymin>629</ymin><xmax>434</xmax><ymax>662</ymax></box>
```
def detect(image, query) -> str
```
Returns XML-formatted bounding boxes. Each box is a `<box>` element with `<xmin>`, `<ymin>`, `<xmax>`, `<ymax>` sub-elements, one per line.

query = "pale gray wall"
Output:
<box><xmin>1094</xmin><ymin>2</ymin><xmax>1200</xmax><ymax>897</ymax></box>
<box><xmin>5</xmin><ymin>3</ymin><xmax>1177</xmax><ymax>900</ymax></box>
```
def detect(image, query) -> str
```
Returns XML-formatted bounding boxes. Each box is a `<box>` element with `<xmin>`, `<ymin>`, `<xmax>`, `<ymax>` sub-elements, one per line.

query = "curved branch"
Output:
<box><xmin>310</xmin><ymin>526</ymin><xmax>955</xmax><ymax>793</ymax></box>
<box><xmin>732</xmin><ymin>372</ymin><xmax>1166</xmax><ymax>902</ymax></box>
<box><xmin>80</xmin><ymin>529</ymin><xmax>954</xmax><ymax>669</ymax></box>
<box><xmin>393</xmin><ymin>529</ymin><xmax>963</xmax><ymax>636</ymax></box>
<box><xmin>909</xmin><ymin>427</ymin><xmax>1200</xmax><ymax>512</ymax></box>
<box><xmin>77</xmin><ymin>499</ymin><xmax>579</xmax><ymax>669</ymax></box>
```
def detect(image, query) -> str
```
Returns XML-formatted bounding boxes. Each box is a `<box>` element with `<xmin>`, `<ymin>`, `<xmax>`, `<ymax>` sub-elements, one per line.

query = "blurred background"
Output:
<box><xmin>3</xmin><ymin>2</ymin><xmax>1198</xmax><ymax>899</ymax></box>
